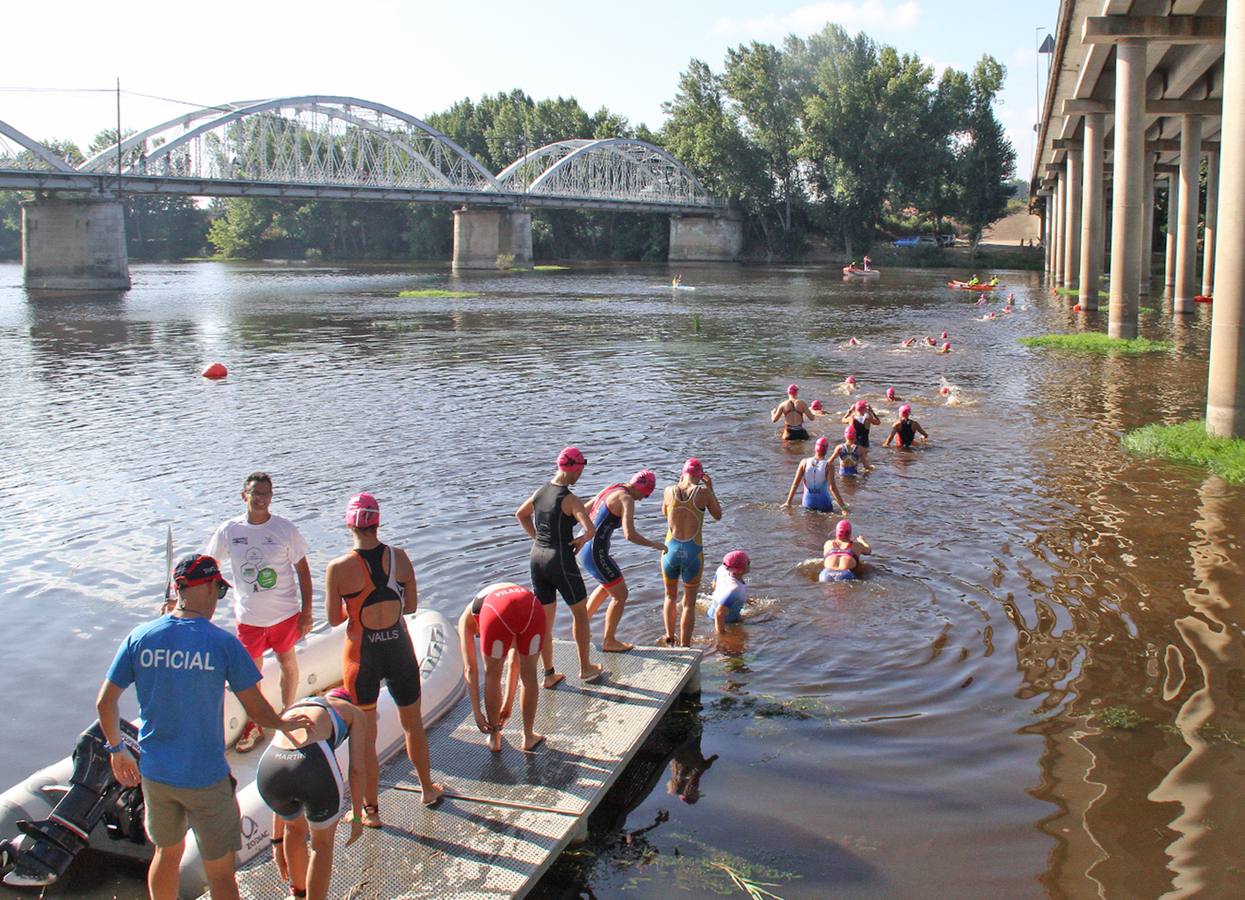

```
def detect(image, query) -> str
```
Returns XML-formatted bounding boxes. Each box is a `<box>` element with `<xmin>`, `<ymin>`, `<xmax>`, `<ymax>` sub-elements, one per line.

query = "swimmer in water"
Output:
<box><xmin>936</xmin><ymin>342</ymin><xmax>952</xmax><ymax>354</ymax></box>
<box><xmin>830</xmin><ymin>424</ymin><xmax>866</xmax><ymax>476</ymax></box>
<box><xmin>885</xmin><ymin>386</ymin><xmax>901</xmax><ymax>402</ymax></box>
<box><xmin>782</xmin><ymin>436</ymin><xmax>848</xmax><ymax>512</ymax></box>
<box><xmin>841</xmin><ymin>399</ymin><xmax>880</xmax><ymax>468</ymax></box>
<box><xmin>900</xmin><ymin>337</ymin><xmax>917</xmax><ymax>348</ymax></box>
<box><xmin>882</xmin><ymin>404</ymin><xmax>929</xmax><ymax>448</ymax></box>
<box><xmin>771</xmin><ymin>383</ymin><xmax>820</xmax><ymax>441</ymax></box>
<box><xmin>672</xmin><ymin>273</ymin><xmax>682</xmax><ymax>288</ymax></box>
<box><xmin>820</xmin><ymin>519</ymin><xmax>871</xmax><ymax>582</ymax></box>
<box><xmin>940</xmin><ymin>330</ymin><xmax>949</xmax><ymax>339</ymax></box>
<box><xmin>660</xmin><ymin>458</ymin><xmax>722</xmax><ymax>647</ymax></box>
<box><xmin>581</xmin><ymin>471</ymin><xmax>666</xmax><ymax>652</ymax></box>
<box><xmin>706</xmin><ymin>550</ymin><xmax>751</xmax><ymax>636</ymax></box>
<box><xmin>841</xmin><ymin>375</ymin><xmax>858</xmax><ymax>394</ymax></box>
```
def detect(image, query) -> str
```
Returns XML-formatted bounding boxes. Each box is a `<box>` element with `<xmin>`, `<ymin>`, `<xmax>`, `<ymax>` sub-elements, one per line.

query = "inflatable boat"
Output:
<box><xmin>842</xmin><ymin>266</ymin><xmax>880</xmax><ymax>278</ymax></box>
<box><xmin>947</xmin><ymin>280</ymin><xmax>997</xmax><ymax>291</ymax></box>
<box><xmin>0</xmin><ymin>608</ymin><xmax>463</xmax><ymax>897</ymax></box>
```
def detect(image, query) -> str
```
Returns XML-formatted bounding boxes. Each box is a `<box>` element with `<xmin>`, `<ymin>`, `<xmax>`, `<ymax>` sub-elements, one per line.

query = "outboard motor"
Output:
<box><xmin>2</xmin><ymin>720</ymin><xmax>145</xmax><ymax>887</ymax></box>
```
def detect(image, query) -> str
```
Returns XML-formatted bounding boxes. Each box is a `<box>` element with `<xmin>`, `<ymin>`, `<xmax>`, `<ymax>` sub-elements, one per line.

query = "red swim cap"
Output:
<box><xmin>628</xmin><ymin>469</ymin><xmax>657</xmax><ymax>498</ymax></box>
<box><xmin>844</xmin><ymin>425</ymin><xmax>857</xmax><ymax>442</ymax></box>
<box><xmin>345</xmin><ymin>492</ymin><xmax>380</xmax><ymax>528</ymax></box>
<box><xmin>845</xmin><ymin>375</ymin><xmax>856</xmax><ymax>385</ymax></box>
<box><xmin>886</xmin><ymin>387</ymin><xmax>896</xmax><ymax>400</ymax></box>
<box><xmin>811</xmin><ymin>399</ymin><xmax>823</xmax><ymax>411</ymax></box>
<box><xmin>682</xmin><ymin>457</ymin><xmax>703</xmax><ymax>478</ymax></box>
<box><xmin>899</xmin><ymin>404</ymin><xmax>911</xmax><ymax>417</ymax></box>
<box><xmin>836</xmin><ymin>519</ymin><xmax>852</xmax><ymax>540</ymax></box>
<box><xmin>855</xmin><ymin>399</ymin><xmax>868</xmax><ymax>412</ymax></box>
<box><xmin>787</xmin><ymin>383</ymin><xmax>799</xmax><ymax>396</ymax></box>
<box><xmin>723</xmin><ymin>550</ymin><xmax>750</xmax><ymax>572</ymax></box>
<box><xmin>557</xmin><ymin>446</ymin><xmax>587</xmax><ymax>470</ymax></box>
<box><xmin>326</xmin><ymin>687</ymin><xmax>353</xmax><ymax>702</ymax></box>
<box><xmin>815</xmin><ymin>436</ymin><xmax>830</xmax><ymax>455</ymax></box>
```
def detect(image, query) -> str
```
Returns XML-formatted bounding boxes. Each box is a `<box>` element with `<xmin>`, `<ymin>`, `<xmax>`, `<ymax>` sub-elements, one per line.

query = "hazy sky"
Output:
<box><xmin>3</xmin><ymin>0</ymin><xmax>1058</xmax><ymax>177</ymax></box>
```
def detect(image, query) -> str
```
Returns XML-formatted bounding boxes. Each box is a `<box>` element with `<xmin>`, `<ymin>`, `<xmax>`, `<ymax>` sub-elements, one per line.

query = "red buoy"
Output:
<box><xmin>201</xmin><ymin>362</ymin><xmax>228</xmax><ymax>379</ymax></box>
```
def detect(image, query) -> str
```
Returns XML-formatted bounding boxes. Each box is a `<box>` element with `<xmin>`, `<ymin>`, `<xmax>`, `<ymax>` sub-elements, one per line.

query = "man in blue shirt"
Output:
<box><xmin>96</xmin><ymin>555</ymin><xmax>311</xmax><ymax>900</ymax></box>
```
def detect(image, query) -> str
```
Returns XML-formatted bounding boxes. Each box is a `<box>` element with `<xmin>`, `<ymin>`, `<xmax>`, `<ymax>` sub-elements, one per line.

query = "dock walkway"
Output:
<box><xmin>229</xmin><ymin>641</ymin><xmax>701</xmax><ymax>899</ymax></box>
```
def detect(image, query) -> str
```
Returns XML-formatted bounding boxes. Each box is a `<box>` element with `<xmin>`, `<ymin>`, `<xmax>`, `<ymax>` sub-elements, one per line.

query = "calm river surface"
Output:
<box><xmin>1</xmin><ymin>259</ymin><xmax>1242</xmax><ymax>898</ymax></box>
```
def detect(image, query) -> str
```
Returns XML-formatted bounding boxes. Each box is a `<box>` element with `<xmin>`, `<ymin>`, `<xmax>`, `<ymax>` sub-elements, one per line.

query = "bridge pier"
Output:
<box><xmin>668</xmin><ymin>210</ymin><xmax>743</xmax><ymax>262</ymax></box>
<box><xmin>451</xmin><ymin>207</ymin><xmax>532</xmax><ymax>271</ymax></box>
<box><xmin>22</xmin><ymin>195</ymin><xmax>131</xmax><ymax>292</ymax></box>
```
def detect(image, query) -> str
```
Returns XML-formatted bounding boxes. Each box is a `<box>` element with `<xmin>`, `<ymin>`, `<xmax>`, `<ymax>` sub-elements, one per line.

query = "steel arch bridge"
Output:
<box><xmin>0</xmin><ymin>97</ymin><xmax>723</xmax><ymax>213</ymax></box>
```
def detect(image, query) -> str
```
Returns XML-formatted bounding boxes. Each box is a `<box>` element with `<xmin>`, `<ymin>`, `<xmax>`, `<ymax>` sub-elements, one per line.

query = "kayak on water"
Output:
<box><xmin>947</xmin><ymin>280</ymin><xmax>997</xmax><ymax>291</ymax></box>
<box><xmin>843</xmin><ymin>266</ymin><xmax>880</xmax><ymax>277</ymax></box>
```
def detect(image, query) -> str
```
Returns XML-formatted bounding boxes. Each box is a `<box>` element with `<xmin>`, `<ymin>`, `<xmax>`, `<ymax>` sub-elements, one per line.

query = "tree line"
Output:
<box><xmin>1</xmin><ymin>23</ymin><xmax>1015</xmax><ymax>263</ymax></box>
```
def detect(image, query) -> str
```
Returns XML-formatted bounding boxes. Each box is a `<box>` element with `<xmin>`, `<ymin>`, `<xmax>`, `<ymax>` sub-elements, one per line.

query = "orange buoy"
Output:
<box><xmin>201</xmin><ymin>362</ymin><xmax>228</xmax><ymax>379</ymax></box>
<box><xmin>1194</xmin><ymin>294</ymin><xmax>1213</xmax><ymax>304</ymax></box>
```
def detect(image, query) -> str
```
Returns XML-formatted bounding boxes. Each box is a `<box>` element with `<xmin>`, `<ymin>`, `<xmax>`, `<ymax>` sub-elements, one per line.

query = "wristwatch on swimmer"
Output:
<box><xmin>105</xmin><ymin>739</ymin><xmax>128</xmax><ymax>754</ymax></box>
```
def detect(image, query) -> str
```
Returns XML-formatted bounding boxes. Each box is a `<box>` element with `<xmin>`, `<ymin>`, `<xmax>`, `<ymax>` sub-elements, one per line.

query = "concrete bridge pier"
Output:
<box><xmin>1063</xmin><ymin>149</ymin><xmax>1083</xmax><ymax>290</ymax></box>
<box><xmin>21</xmin><ymin>195</ymin><xmax>131</xmax><ymax>292</ymax></box>
<box><xmin>1164</xmin><ymin>173</ymin><xmax>1178</xmax><ymax>292</ymax></box>
<box><xmin>1078</xmin><ymin>112</ymin><xmax>1105</xmax><ymax>310</ymax></box>
<box><xmin>668</xmin><ymin>210</ymin><xmax>744</xmax><ymax>262</ymax></box>
<box><xmin>1207</xmin><ymin>1</ymin><xmax>1245</xmax><ymax>438</ymax></box>
<box><xmin>1053</xmin><ymin>173</ymin><xmax>1066</xmax><ymax>285</ymax></box>
<box><xmin>1107</xmin><ymin>38</ymin><xmax>1146</xmax><ymax>339</ymax></box>
<box><xmin>451</xmin><ymin>206</ymin><xmax>532</xmax><ymax>271</ymax></box>
<box><xmin>1203</xmin><ymin>149</ymin><xmax>1219</xmax><ymax>298</ymax></box>
<box><xmin>1140</xmin><ymin>152</ymin><xmax>1156</xmax><ymax>294</ymax></box>
<box><xmin>1173</xmin><ymin>114</ymin><xmax>1203</xmax><ymax>314</ymax></box>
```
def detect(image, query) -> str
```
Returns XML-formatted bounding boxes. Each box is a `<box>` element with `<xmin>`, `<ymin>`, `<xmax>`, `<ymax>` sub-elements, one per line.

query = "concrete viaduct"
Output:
<box><xmin>1031</xmin><ymin>0</ymin><xmax>1245</xmax><ymax>438</ymax></box>
<box><xmin>0</xmin><ymin>97</ymin><xmax>743</xmax><ymax>291</ymax></box>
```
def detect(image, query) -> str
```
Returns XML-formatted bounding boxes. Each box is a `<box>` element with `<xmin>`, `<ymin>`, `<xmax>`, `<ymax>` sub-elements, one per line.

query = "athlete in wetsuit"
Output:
<box><xmin>325</xmin><ymin>493</ymin><xmax>444</xmax><ymax>825</ymax></box>
<box><xmin>516</xmin><ymin>446</ymin><xmax>604</xmax><ymax>685</ymax></box>
<box><xmin>458</xmin><ymin>583</ymin><xmax>546</xmax><ymax>752</ymax></box>
<box><xmin>883</xmin><ymin>404</ymin><xmax>929</xmax><ymax>449</ymax></box>
<box><xmin>841</xmin><ymin>399</ymin><xmax>881</xmax><ymax>468</ymax></box>
<box><xmin>581</xmin><ymin>470</ymin><xmax>665</xmax><ymax>653</ymax></box>
<box><xmin>258</xmin><ymin>689</ymin><xmax>367</xmax><ymax>900</ymax></box>
<box><xmin>782</xmin><ymin>436</ymin><xmax>848</xmax><ymax>512</ymax></box>
<box><xmin>821</xmin><ymin>519</ymin><xmax>871</xmax><ymax>582</ymax></box>
<box><xmin>661</xmin><ymin>458</ymin><xmax>722</xmax><ymax>647</ymax></box>
<box><xmin>770</xmin><ymin>383</ymin><xmax>820</xmax><ymax>441</ymax></box>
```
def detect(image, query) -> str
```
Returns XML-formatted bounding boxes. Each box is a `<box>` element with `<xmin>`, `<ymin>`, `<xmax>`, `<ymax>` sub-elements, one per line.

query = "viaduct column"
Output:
<box><xmin>21</xmin><ymin>196</ymin><xmax>131</xmax><ymax>292</ymax></box>
<box><xmin>1164</xmin><ymin>172</ymin><xmax>1178</xmax><ymax>291</ymax></box>
<box><xmin>1173</xmin><ymin>114</ymin><xmax>1203</xmax><ymax>313</ymax></box>
<box><xmin>1203</xmin><ymin>149</ymin><xmax>1219</xmax><ymax>297</ymax></box>
<box><xmin>1063</xmin><ymin>148</ymin><xmax>1083</xmax><ymax>290</ymax></box>
<box><xmin>1078</xmin><ymin>113</ymin><xmax>1105</xmax><ymax>310</ymax></box>
<box><xmin>451</xmin><ymin>206</ymin><xmax>533</xmax><ymax>271</ymax></box>
<box><xmin>668</xmin><ymin>210</ymin><xmax>744</xmax><ymax>262</ymax></box>
<box><xmin>1140</xmin><ymin>152</ymin><xmax>1156</xmax><ymax>294</ymax></box>
<box><xmin>1207</xmin><ymin>1</ymin><xmax>1245</xmax><ymax>437</ymax></box>
<box><xmin>1107</xmin><ymin>38</ymin><xmax>1145</xmax><ymax>338</ymax></box>
<box><xmin>1053</xmin><ymin>172</ymin><xmax>1066</xmax><ymax>286</ymax></box>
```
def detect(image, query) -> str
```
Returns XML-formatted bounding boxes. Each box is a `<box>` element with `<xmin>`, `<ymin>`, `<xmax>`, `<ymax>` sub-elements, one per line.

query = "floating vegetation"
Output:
<box><xmin>1096</xmin><ymin>706</ymin><xmax>1146</xmax><ymax>730</ymax></box>
<box><xmin>628</xmin><ymin>836</ymin><xmax>801</xmax><ymax>898</ymax></box>
<box><xmin>532</xmin><ymin>264</ymin><xmax>569</xmax><ymax>271</ymax></box>
<box><xmin>1054</xmin><ymin>286</ymin><xmax>1108</xmax><ymax>298</ymax></box>
<box><xmin>397</xmin><ymin>289</ymin><xmax>479</xmax><ymax>299</ymax></box>
<box><xmin>1017</xmin><ymin>333</ymin><xmax>1172</xmax><ymax>354</ymax></box>
<box><xmin>1123</xmin><ymin>420</ymin><xmax>1245</xmax><ymax>484</ymax></box>
<box><xmin>703</xmin><ymin>692</ymin><xmax>842</xmax><ymax>724</ymax></box>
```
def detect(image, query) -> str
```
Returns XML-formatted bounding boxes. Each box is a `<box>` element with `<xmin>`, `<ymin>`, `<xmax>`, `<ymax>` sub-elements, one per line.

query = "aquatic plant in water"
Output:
<box><xmin>1123</xmin><ymin>420</ymin><xmax>1245</xmax><ymax>484</ymax></box>
<box><xmin>628</xmin><ymin>836</ymin><xmax>800</xmax><ymax>898</ymax></box>
<box><xmin>1017</xmin><ymin>333</ymin><xmax>1172</xmax><ymax>354</ymax></box>
<box><xmin>397</xmin><ymin>289</ymin><xmax>480</xmax><ymax>298</ymax></box>
<box><xmin>1096</xmin><ymin>706</ymin><xmax>1145</xmax><ymax>730</ymax></box>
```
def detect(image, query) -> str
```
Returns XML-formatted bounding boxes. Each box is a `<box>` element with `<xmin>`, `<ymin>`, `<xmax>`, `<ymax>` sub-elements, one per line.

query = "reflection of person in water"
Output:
<box><xmin>666</xmin><ymin>728</ymin><xmax>719</xmax><ymax>804</ymax></box>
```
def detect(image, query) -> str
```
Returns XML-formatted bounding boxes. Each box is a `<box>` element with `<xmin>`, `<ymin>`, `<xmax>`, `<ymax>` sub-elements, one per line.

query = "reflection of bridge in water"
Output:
<box><xmin>0</xmin><ymin>96</ymin><xmax>741</xmax><ymax>289</ymax></box>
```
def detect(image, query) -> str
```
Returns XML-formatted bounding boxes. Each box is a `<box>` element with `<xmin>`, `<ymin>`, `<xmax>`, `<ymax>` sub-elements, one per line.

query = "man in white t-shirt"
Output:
<box><xmin>204</xmin><ymin>472</ymin><xmax>313</xmax><ymax>752</ymax></box>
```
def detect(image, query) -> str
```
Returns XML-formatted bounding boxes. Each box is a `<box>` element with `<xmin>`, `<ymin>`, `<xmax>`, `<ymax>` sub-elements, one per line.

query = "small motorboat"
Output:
<box><xmin>843</xmin><ymin>266</ymin><xmax>880</xmax><ymax>278</ymax></box>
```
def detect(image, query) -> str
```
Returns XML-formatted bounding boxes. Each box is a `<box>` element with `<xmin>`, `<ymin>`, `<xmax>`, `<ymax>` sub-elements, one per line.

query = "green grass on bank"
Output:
<box><xmin>398</xmin><ymin>289</ymin><xmax>479</xmax><ymax>299</ymax></box>
<box><xmin>1124</xmin><ymin>420</ymin><xmax>1245</xmax><ymax>484</ymax></box>
<box><xmin>1054</xmin><ymin>286</ymin><xmax>1109</xmax><ymax>299</ymax></box>
<box><xmin>1017</xmin><ymin>333</ymin><xmax>1172</xmax><ymax>354</ymax></box>
<box><xmin>532</xmin><ymin>264</ymin><xmax>570</xmax><ymax>271</ymax></box>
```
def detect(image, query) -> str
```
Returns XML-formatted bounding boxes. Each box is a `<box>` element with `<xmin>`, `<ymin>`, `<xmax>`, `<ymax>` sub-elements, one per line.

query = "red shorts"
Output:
<box><xmin>237</xmin><ymin>612</ymin><xmax>302</xmax><ymax>659</ymax></box>
<box><xmin>477</xmin><ymin>585</ymin><xmax>544</xmax><ymax>660</ymax></box>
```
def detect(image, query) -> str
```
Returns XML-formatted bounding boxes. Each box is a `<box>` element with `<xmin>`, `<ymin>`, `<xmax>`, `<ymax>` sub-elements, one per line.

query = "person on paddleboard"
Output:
<box><xmin>325</xmin><ymin>492</ymin><xmax>445</xmax><ymax>825</ymax></box>
<box><xmin>204</xmin><ymin>472</ymin><xmax>314</xmax><ymax>753</ymax></box>
<box><xmin>459</xmin><ymin>582</ymin><xmax>547</xmax><ymax>753</ymax></box>
<box><xmin>259</xmin><ymin>687</ymin><xmax>367</xmax><ymax>900</ymax></box>
<box><xmin>581</xmin><ymin>470</ymin><xmax>665</xmax><ymax>653</ymax></box>
<box><xmin>771</xmin><ymin>384</ymin><xmax>821</xmax><ymax>441</ymax></box>
<box><xmin>515</xmin><ymin>446</ymin><xmax>605</xmax><ymax>686</ymax></box>
<box><xmin>96</xmin><ymin>554</ymin><xmax>312</xmax><ymax>899</ymax></box>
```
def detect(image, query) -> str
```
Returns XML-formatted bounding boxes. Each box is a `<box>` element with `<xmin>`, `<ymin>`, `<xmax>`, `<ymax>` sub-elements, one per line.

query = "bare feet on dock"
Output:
<box><xmin>602</xmin><ymin>640</ymin><xmax>634</xmax><ymax>653</ymax></box>
<box><xmin>361</xmin><ymin>804</ymin><xmax>382</xmax><ymax>828</ymax></box>
<box><xmin>658</xmin><ymin>634</ymin><xmax>676</xmax><ymax>647</ymax></box>
<box><xmin>421</xmin><ymin>782</ymin><xmax>445</xmax><ymax>806</ymax></box>
<box><xmin>580</xmin><ymin>662</ymin><xmax>606</xmax><ymax>682</ymax></box>
<box><xmin>522</xmin><ymin>732</ymin><xmax>546</xmax><ymax>752</ymax></box>
<box><xmin>488</xmin><ymin>729</ymin><xmax>504</xmax><ymax>753</ymax></box>
<box><xmin>543</xmin><ymin>668</ymin><xmax>565</xmax><ymax>689</ymax></box>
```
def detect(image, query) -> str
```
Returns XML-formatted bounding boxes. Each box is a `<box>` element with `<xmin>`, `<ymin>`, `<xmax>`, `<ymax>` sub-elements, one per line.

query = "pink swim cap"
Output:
<box><xmin>682</xmin><ymin>457</ymin><xmax>703</xmax><ymax>478</ymax></box>
<box><xmin>326</xmin><ymin>686</ymin><xmax>353</xmax><ymax>702</ymax></box>
<box><xmin>556</xmin><ymin>446</ymin><xmax>587</xmax><ymax>470</ymax></box>
<box><xmin>899</xmin><ymin>404</ymin><xmax>911</xmax><ymax>417</ymax></box>
<box><xmin>940</xmin><ymin>385</ymin><xmax>951</xmax><ymax>395</ymax></box>
<box><xmin>844</xmin><ymin>425</ymin><xmax>857</xmax><ymax>442</ymax></box>
<box><xmin>811</xmin><ymin>399</ymin><xmax>823</xmax><ymax>411</ymax></box>
<box><xmin>787</xmin><ymin>384</ymin><xmax>799</xmax><ymax>396</ymax></box>
<box><xmin>940</xmin><ymin>330</ymin><xmax>948</xmax><ymax>339</ymax></box>
<box><xmin>815</xmin><ymin>436</ymin><xmax>830</xmax><ymax>455</ymax></box>
<box><xmin>941</xmin><ymin>342</ymin><xmax>951</xmax><ymax>352</ymax></box>
<box><xmin>344</xmin><ymin>492</ymin><xmax>380</xmax><ymax>528</ymax></box>
<box><xmin>845</xmin><ymin>375</ymin><xmax>856</xmax><ymax>385</ymax></box>
<box><xmin>723</xmin><ymin>550</ymin><xmax>750</xmax><ymax>572</ymax></box>
<box><xmin>886</xmin><ymin>387</ymin><xmax>896</xmax><ymax>400</ymax></box>
<box><xmin>628</xmin><ymin>469</ymin><xmax>657</xmax><ymax>498</ymax></box>
<box><xmin>836</xmin><ymin>520</ymin><xmax>853</xmax><ymax>540</ymax></box>
<box><xmin>855</xmin><ymin>399</ymin><xmax>868</xmax><ymax>412</ymax></box>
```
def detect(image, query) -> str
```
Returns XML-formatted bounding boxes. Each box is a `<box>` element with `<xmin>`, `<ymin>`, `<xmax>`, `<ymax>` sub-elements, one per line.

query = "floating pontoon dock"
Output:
<box><xmin>227</xmin><ymin>642</ymin><xmax>702</xmax><ymax>899</ymax></box>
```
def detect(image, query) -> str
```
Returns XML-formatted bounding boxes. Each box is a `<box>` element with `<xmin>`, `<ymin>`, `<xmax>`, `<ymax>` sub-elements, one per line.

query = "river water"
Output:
<box><xmin>0</xmin><ymin>259</ymin><xmax>1242</xmax><ymax>898</ymax></box>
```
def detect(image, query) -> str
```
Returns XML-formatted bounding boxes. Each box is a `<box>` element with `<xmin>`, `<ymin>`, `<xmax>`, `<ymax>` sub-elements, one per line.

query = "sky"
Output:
<box><xmin>2</xmin><ymin>0</ymin><xmax>1059</xmax><ymax>178</ymax></box>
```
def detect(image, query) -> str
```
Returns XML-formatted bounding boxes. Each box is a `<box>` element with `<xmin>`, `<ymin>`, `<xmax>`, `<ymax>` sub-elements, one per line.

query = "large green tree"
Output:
<box><xmin>952</xmin><ymin>57</ymin><xmax>1017</xmax><ymax>246</ymax></box>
